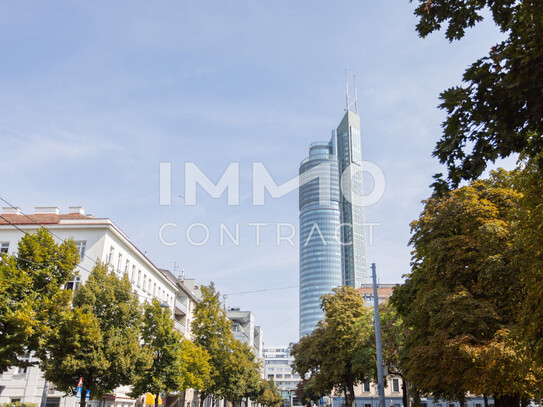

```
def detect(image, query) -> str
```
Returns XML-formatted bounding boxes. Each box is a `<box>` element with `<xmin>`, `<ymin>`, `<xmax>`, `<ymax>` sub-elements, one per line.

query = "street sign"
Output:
<box><xmin>85</xmin><ymin>390</ymin><xmax>90</xmax><ymax>400</ymax></box>
<box><xmin>76</xmin><ymin>387</ymin><xmax>82</xmax><ymax>399</ymax></box>
<box><xmin>77</xmin><ymin>378</ymin><xmax>83</xmax><ymax>388</ymax></box>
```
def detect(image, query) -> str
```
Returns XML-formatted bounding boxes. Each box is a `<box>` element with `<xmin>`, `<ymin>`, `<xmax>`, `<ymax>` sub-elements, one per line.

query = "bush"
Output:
<box><xmin>2</xmin><ymin>402</ymin><xmax>38</xmax><ymax>407</ymax></box>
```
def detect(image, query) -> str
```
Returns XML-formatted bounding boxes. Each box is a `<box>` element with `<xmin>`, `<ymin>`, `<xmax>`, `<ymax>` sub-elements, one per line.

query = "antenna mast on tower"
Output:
<box><xmin>345</xmin><ymin>69</ymin><xmax>350</xmax><ymax>111</ymax></box>
<box><xmin>345</xmin><ymin>69</ymin><xmax>359</xmax><ymax>114</ymax></box>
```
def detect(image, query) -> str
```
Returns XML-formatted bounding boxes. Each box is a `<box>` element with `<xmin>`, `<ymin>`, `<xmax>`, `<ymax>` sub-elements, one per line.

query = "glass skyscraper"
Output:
<box><xmin>299</xmin><ymin>109</ymin><xmax>367</xmax><ymax>337</ymax></box>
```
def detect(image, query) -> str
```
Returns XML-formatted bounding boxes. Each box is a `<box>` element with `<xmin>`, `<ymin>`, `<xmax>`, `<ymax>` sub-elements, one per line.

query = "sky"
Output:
<box><xmin>0</xmin><ymin>1</ymin><xmax>512</xmax><ymax>345</ymax></box>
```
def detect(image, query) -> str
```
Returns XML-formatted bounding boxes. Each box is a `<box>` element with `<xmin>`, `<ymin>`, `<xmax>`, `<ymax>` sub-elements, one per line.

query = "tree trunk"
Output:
<box><xmin>483</xmin><ymin>395</ymin><xmax>488</xmax><ymax>407</ymax></box>
<box><xmin>401</xmin><ymin>377</ymin><xmax>409</xmax><ymax>407</ymax></box>
<box><xmin>156</xmin><ymin>392</ymin><xmax>160</xmax><ymax>407</ymax></box>
<box><xmin>413</xmin><ymin>392</ymin><xmax>421</xmax><ymax>407</ymax></box>
<box><xmin>347</xmin><ymin>376</ymin><xmax>356</xmax><ymax>407</ymax></box>
<box><xmin>199</xmin><ymin>393</ymin><xmax>207</xmax><ymax>407</ymax></box>
<box><xmin>494</xmin><ymin>395</ymin><xmax>520</xmax><ymax>407</ymax></box>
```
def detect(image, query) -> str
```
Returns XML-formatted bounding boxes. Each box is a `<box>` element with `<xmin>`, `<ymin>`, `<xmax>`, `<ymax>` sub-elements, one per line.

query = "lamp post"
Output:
<box><xmin>371</xmin><ymin>263</ymin><xmax>385</xmax><ymax>407</ymax></box>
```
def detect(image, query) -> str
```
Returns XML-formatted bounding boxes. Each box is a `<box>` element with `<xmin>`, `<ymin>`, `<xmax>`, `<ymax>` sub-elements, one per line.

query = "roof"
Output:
<box><xmin>159</xmin><ymin>269</ymin><xmax>200</xmax><ymax>301</ymax></box>
<box><xmin>358</xmin><ymin>284</ymin><xmax>395</xmax><ymax>299</ymax></box>
<box><xmin>159</xmin><ymin>268</ymin><xmax>179</xmax><ymax>286</ymax></box>
<box><xmin>0</xmin><ymin>210</ymin><xmax>179</xmax><ymax>292</ymax></box>
<box><xmin>0</xmin><ymin>213</ymin><xmax>96</xmax><ymax>225</ymax></box>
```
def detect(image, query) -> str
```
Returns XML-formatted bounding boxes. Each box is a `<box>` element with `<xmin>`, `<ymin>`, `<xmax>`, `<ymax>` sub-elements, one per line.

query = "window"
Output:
<box><xmin>363</xmin><ymin>382</ymin><xmax>370</xmax><ymax>392</ymax></box>
<box><xmin>148</xmin><ymin>278</ymin><xmax>152</xmax><ymax>293</ymax></box>
<box><xmin>75</xmin><ymin>241</ymin><xmax>86</xmax><ymax>259</ymax></box>
<box><xmin>143</xmin><ymin>275</ymin><xmax>147</xmax><ymax>292</ymax></box>
<box><xmin>365</xmin><ymin>404</ymin><xmax>371</xmax><ymax>407</ymax></box>
<box><xmin>125</xmin><ymin>260</ymin><xmax>130</xmax><ymax>276</ymax></box>
<box><xmin>475</xmin><ymin>404</ymin><xmax>482</xmax><ymax>407</ymax></box>
<box><xmin>117</xmin><ymin>253</ymin><xmax>122</xmax><ymax>272</ymax></box>
<box><xmin>0</xmin><ymin>242</ymin><xmax>9</xmax><ymax>253</ymax></box>
<box><xmin>45</xmin><ymin>398</ymin><xmax>60</xmax><ymax>407</ymax></box>
<box><xmin>65</xmin><ymin>276</ymin><xmax>81</xmax><ymax>291</ymax></box>
<box><xmin>137</xmin><ymin>270</ymin><xmax>142</xmax><ymax>286</ymax></box>
<box><xmin>17</xmin><ymin>352</ymin><xmax>30</xmax><ymax>374</ymax></box>
<box><xmin>132</xmin><ymin>265</ymin><xmax>136</xmax><ymax>282</ymax></box>
<box><xmin>109</xmin><ymin>246</ymin><xmax>114</xmax><ymax>263</ymax></box>
<box><xmin>153</xmin><ymin>283</ymin><xmax>157</xmax><ymax>297</ymax></box>
<box><xmin>276</xmin><ymin>374</ymin><xmax>283</xmax><ymax>378</ymax></box>
<box><xmin>232</xmin><ymin>324</ymin><xmax>241</xmax><ymax>332</ymax></box>
<box><xmin>268</xmin><ymin>375</ymin><xmax>273</xmax><ymax>379</ymax></box>
<box><xmin>11</xmin><ymin>399</ymin><xmax>21</xmax><ymax>403</ymax></box>
<box><xmin>392</xmin><ymin>378</ymin><xmax>399</xmax><ymax>392</ymax></box>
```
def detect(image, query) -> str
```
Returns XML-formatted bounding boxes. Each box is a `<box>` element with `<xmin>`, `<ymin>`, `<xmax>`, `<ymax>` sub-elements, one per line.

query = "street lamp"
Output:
<box><xmin>160</xmin><ymin>301</ymin><xmax>169</xmax><ymax>308</ymax></box>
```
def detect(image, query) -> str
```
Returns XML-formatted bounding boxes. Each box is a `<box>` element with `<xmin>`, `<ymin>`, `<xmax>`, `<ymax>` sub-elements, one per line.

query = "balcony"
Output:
<box><xmin>175</xmin><ymin>299</ymin><xmax>188</xmax><ymax>315</ymax></box>
<box><xmin>174</xmin><ymin>320</ymin><xmax>186</xmax><ymax>334</ymax></box>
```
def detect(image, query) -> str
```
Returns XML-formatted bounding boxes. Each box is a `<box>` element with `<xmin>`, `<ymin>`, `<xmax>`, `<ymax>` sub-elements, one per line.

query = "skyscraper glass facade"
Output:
<box><xmin>299</xmin><ymin>110</ymin><xmax>367</xmax><ymax>337</ymax></box>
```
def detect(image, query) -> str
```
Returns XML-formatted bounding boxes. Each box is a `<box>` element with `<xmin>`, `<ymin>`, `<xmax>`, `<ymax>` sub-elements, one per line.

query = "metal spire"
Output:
<box><xmin>345</xmin><ymin>70</ymin><xmax>359</xmax><ymax>114</ymax></box>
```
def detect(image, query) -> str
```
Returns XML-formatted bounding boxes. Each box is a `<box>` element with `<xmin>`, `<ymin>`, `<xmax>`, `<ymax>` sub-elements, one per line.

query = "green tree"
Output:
<box><xmin>190</xmin><ymin>283</ymin><xmax>236</xmax><ymax>407</ymax></box>
<box><xmin>222</xmin><ymin>340</ymin><xmax>262</xmax><ymax>407</ymax></box>
<box><xmin>258</xmin><ymin>379</ymin><xmax>282</xmax><ymax>407</ymax></box>
<box><xmin>0</xmin><ymin>227</ymin><xmax>78</xmax><ymax>371</ymax></box>
<box><xmin>410</xmin><ymin>0</ymin><xmax>543</xmax><ymax>188</ymax></box>
<box><xmin>380</xmin><ymin>301</ymin><xmax>410</xmax><ymax>407</ymax></box>
<box><xmin>512</xmin><ymin>153</ymin><xmax>543</xmax><ymax>365</ymax></box>
<box><xmin>130</xmin><ymin>300</ymin><xmax>184</xmax><ymax>407</ymax></box>
<box><xmin>291</xmin><ymin>286</ymin><xmax>375</xmax><ymax>407</ymax></box>
<box><xmin>177</xmin><ymin>338</ymin><xmax>211</xmax><ymax>395</ymax></box>
<box><xmin>42</xmin><ymin>263</ymin><xmax>148</xmax><ymax>407</ymax></box>
<box><xmin>391</xmin><ymin>171</ymin><xmax>543</xmax><ymax>407</ymax></box>
<box><xmin>295</xmin><ymin>378</ymin><xmax>322</xmax><ymax>407</ymax></box>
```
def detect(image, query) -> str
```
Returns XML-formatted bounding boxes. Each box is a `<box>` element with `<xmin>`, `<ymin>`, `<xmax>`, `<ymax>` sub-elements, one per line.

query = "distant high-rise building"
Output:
<box><xmin>299</xmin><ymin>106</ymin><xmax>367</xmax><ymax>338</ymax></box>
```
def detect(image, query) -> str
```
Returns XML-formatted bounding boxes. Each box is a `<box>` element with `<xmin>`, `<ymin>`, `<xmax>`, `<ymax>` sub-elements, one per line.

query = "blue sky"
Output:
<box><xmin>1</xmin><ymin>1</ymin><xmax>511</xmax><ymax>344</ymax></box>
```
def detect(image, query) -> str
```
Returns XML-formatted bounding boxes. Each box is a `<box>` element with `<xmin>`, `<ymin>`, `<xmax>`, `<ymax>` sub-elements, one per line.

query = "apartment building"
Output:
<box><xmin>0</xmin><ymin>206</ymin><xmax>196</xmax><ymax>407</ymax></box>
<box><xmin>226</xmin><ymin>308</ymin><xmax>264</xmax><ymax>360</ymax></box>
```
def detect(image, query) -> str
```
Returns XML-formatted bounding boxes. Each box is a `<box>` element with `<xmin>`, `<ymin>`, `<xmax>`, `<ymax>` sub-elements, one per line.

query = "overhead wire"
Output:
<box><xmin>0</xmin><ymin>213</ymin><xmax>166</xmax><ymax>303</ymax></box>
<box><xmin>0</xmin><ymin>197</ymin><xmax>299</xmax><ymax>306</ymax></box>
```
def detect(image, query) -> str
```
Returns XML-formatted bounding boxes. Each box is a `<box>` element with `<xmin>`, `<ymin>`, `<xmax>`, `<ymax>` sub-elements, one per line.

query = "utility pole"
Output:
<box><xmin>372</xmin><ymin>263</ymin><xmax>386</xmax><ymax>407</ymax></box>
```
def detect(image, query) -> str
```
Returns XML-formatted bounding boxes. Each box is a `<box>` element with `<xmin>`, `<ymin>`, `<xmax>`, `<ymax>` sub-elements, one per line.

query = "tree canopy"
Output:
<box><xmin>0</xmin><ymin>227</ymin><xmax>78</xmax><ymax>371</ymax></box>
<box><xmin>291</xmin><ymin>286</ymin><xmax>375</xmax><ymax>407</ymax></box>
<box><xmin>131</xmin><ymin>300</ymin><xmax>183</xmax><ymax>407</ymax></box>
<box><xmin>411</xmin><ymin>0</ymin><xmax>543</xmax><ymax>188</ymax></box>
<box><xmin>391</xmin><ymin>170</ymin><xmax>543</xmax><ymax>407</ymax></box>
<box><xmin>42</xmin><ymin>263</ymin><xmax>148</xmax><ymax>407</ymax></box>
<box><xmin>258</xmin><ymin>379</ymin><xmax>283</xmax><ymax>407</ymax></box>
<box><xmin>190</xmin><ymin>283</ymin><xmax>236</xmax><ymax>405</ymax></box>
<box><xmin>510</xmin><ymin>153</ymin><xmax>543</xmax><ymax>364</ymax></box>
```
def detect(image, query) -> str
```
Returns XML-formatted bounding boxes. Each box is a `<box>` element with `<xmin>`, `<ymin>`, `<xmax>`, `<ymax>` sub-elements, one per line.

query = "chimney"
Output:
<box><xmin>35</xmin><ymin>207</ymin><xmax>60</xmax><ymax>215</ymax></box>
<box><xmin>2</xmin><ymin>207</ymin><xmax>21</xmax><ymax>215</ymax></box>
<box><xmin>68</xmin><ymin>206</ymin><xmax>85</xmax><ymax>215</ymax></box>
